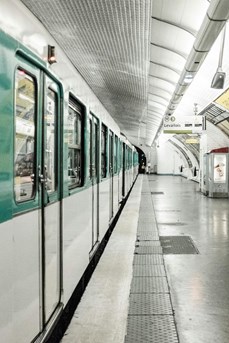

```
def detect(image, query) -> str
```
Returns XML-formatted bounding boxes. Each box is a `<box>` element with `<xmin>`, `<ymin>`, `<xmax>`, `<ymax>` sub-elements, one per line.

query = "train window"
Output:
<box><xmin>89</xmin><ymin>119</ymin><xmax>93</xmax><ymax>179</ymax></box>
<box><xmin>67</xmin><ymin>97</ymin><xmax>83</xmax><ymax>188</ymax></box>
<box><xmin>14</xmin><ymin>69</ymin><xmax>36</xmax><ymax>202</ymax></box>
<box><xmin>119</xmin><ymin>141</ymin><xmax>122</xmax><ymax>170</ymax></box>
<box><xmin>109</xmin><ymin>130</ymin><xmax>113</xmax><ymax>175</ymax></box>
<box><xmin>127</xmin><ymin>147</ymin><xmax>130</xmax><ymax>168</ymax></box>
<box><xmin>129</xmin><ymin>149</ymin><xmax>132</xmax><ymax>168</ymax></box>
<box><xmin>89</xmin><ymin>114</ymin><xmax>99</xmax><ymax>180</ymax></box>
<box><xmin>45</xmin><ymin>88</ymin><xmax>57</xmax><ymax>193</ymax></box>
<box><xmin>101</xmin><ymin>124</ymin><xmax>107</xmax><ymax>178</ymax></box>
<box><xmin>94</xmin><ymin>120</ymin><xmax>98</xmax><ymax>178</ymax></box>
<box><xmin>114</xmin><ymin>136</ymin><xmax>118</xmax><ymax>174</ymax></box>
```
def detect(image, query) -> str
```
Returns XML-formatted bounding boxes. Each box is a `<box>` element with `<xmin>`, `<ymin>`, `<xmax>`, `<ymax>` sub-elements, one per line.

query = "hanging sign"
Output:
<box><xmin>163</xmin><ymin>115</ymin><xmax>204</xmax><ymax>134</ymax></box>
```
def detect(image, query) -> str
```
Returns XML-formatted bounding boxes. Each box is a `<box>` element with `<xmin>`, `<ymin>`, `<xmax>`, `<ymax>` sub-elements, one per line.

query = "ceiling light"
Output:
<box><xmin>183</xmin><ymin>73</ymin><xmax>194</xmax><ymax>84</ymax></box>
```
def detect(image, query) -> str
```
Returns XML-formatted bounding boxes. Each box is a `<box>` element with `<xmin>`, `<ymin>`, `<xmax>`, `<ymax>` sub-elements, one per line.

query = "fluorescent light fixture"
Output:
<box><xmin>183</xmin><ymin>73</ymin><xmax>194</xmax><ymax>84</ymax></box>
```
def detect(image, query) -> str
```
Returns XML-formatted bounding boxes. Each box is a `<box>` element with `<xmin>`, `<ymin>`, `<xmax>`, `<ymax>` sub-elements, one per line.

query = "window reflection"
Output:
<box><xmin>101</xmin><ymin>124</ymin><xmax>107</xmax><ymax>178</ymax></box>
<box><xmin>14</xmin><ymin>69</ymin><xmax>36</xmax><ymax>202</ymax></box>
<box><xmin>67</xmin><ymin>98</ymin><xmax>82</xmax><ymax>188</ymax></box>
<box><xmin>89</xmin><ymin>119</ymin><xmax>93</xmax><ymax>179</ymax></box>
<box><xmin>89</xmin><ymin>117</ymin><xmax>99</xmax><ymax>180</ymax></box>
<box><xmin>45</xmin><ymin>88</ymin><xmax>57</xmax><ymax>193</ymax></box>
<box><xmin>114</xmin><ymin>136</ymin><xmax>118</xmax><ymax>174</ymax></box>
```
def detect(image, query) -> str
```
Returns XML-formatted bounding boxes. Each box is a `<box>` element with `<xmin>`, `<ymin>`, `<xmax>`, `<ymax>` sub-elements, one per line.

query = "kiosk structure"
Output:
<box><xmin>207</xmin><ymin>147</ymin><xmax>229</xmax><ymax>198</ymax></box>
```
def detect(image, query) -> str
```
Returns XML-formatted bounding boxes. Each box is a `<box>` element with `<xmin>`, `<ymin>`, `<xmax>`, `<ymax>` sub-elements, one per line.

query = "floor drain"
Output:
<box><xmin>160</xmin><ymin>236</ymin><xmax>199</xmax><ymax>254</ymax></box>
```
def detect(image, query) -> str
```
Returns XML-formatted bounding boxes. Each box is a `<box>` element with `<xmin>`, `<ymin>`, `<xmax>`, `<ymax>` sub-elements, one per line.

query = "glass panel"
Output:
<box><xmin>114</xmin><ymin>136</ymin><xmax>118</xmax><ymax>174</ymax></box>
<box><xmin>68</xmin><ymin>148</ymin><xmax>81</xmax><ymax>186</ymax></box>
<box><xmin>101</xmin><ymin>125</ymin><xmax>107</xmax><ymax>178</ymax></box>
<box><xmin>68</xmin><ymin>106</ymin><xmax>81</xmax><ymax>146</ymax></box>
<box><xmin>67</xmin><ymin>102</ymin><xmax>82</xmax><ymax>187</ymax></box>
<box><xmin>94</xmin><ymin>121</ymin><xmax>98</xmax><ymax>178</ymax></box>
<box><xmin>109</xmin><ymin>132</ymin><xmax>113</xmax><ymax>174</ymax></box>
<box><xmin>89</xmin><ymin>119</ymin><xmax>92</xmax><ymax>179</ymax></box>
<box><xmin>14</xmin><ymin>69</ymin><xmax>36</xmax><ymax>202</ymax></box>
<box><xmin>45</xmin><ymin>88</ymin><xmax>57</xmax><ymax>193</ymax></box>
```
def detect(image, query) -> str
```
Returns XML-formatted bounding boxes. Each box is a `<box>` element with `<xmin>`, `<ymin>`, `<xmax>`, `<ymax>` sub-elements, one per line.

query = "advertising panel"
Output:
<box><xmin>213</xmin><ymin>154</ymin><xmax>226</xmax><ymax>183</ymax></box>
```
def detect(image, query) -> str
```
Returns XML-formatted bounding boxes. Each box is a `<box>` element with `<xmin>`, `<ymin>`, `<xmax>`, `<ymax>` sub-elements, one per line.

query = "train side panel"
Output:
<box><xmin>0</xmin><ymin>2</ymin><xmax>139</xmax><ymax>341</ymax></box>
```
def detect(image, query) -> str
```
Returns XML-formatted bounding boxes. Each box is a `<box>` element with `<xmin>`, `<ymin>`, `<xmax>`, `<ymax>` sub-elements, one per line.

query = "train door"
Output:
<box><xmin>14</xmin><ymin>59</ymin><xmax>62</xmax><ymax>340</ymax></box>
<box><xmin>89</xmin><ymin>114</ymin><xmax>99</xmax><ymax>254</ymax></box>
<box><xmin>40</xmin><ymin>75</ymin><xmax>62</xmax><ymax>326</ymax></box>
<box><xmin>109</xmin><ymin>131</ymin><xmax>114</xmax><ymax>220</ymax></box>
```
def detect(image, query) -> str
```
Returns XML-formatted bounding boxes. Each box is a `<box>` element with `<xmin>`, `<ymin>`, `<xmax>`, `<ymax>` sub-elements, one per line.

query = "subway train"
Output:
<box><xmin>0</xmin><ymin>2</ymin><xmax>139</xmax><ymax>342</ymax></box>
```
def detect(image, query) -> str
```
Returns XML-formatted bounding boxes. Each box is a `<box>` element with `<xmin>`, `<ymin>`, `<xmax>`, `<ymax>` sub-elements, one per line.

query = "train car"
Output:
<box><xmin>0</xmin><ymin>1</ymin><xmax>138</xmax><ymax>342</ymax></box>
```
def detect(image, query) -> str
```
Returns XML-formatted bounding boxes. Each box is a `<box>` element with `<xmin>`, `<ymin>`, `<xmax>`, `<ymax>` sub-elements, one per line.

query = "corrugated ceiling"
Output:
<box><xmin>20</xmin><ymin>0</ymin><xmax>229</xmax><ymax>150</ymax></box>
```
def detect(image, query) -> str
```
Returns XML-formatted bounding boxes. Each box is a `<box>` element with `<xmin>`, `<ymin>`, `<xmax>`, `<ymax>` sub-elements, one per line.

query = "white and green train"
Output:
<box><xmin>0</xmin><ymin>1</ymin><xmax>139</xmax><ymax>342</ymax></box>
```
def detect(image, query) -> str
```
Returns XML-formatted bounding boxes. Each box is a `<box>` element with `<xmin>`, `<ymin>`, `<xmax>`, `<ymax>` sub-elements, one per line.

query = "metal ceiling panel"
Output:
<box><xmin>150</xmin><ymin>45</ymin><xmax>186</xmax><ymax>74</ymax></box>
<box><xmin>199</xmin><ymin>103</ymin><xmax>229</xmax><ymax>125</ymax></box>
<box><xmin>20</xmin><ymin>0</ymin><xmax>225</xmax><ymax>149</ymax></box>
<box><xmin>20</xmin><ymin>0</ymin><xmax>151</xmax><ymax>147</ymax></box>
<box><xmin>149</xmin><ymin>63</ymin><xmax>179</xmax><ymax>85</ymax></box>
<box><xmin>149</xmin><ymin>87</ymin><xmax>171</xmax><ymax>101</ymax></box>
<box><xmin>147</xmin><ymin>0</ymin><xmax>209</xmax><ymax>147</ymax></box>
<box><xmin>149</xmin><ymin>77</ymin><xmax>174</xmax><ymax>94</ymax></box>
<box><xmin>150</xmin><ymin>20</ymin><xmax>195</xmax><ymax>58</ymax></box>
<box><xmin>151</xmin><ymin>0</ymin><xmax>209</xmax><ymax>34</ymax></box>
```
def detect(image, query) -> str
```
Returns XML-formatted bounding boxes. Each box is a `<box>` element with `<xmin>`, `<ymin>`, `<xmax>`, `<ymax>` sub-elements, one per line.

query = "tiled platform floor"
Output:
<box><xmin>62</xmin><ymin>175</ymin><xmax>229</xmax><ymax>343</ymax></box>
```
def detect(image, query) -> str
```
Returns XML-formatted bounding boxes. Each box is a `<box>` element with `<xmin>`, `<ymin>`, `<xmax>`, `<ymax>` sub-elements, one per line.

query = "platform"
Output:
<box><xmin>61</xmin><ymin>174</ymin><xmax>229</xmax><ymax>343</ymax></box>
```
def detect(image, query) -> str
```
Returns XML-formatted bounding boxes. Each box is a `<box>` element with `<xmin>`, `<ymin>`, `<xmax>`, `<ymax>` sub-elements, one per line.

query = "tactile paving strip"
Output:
<box><xmin>135</xmin><ymin>246</ymin><xmax>163</xmax><ymax>254</ymax></box>
<box><xmin>133</xmin><ymin>265</ymin><xmax>166</xmax><ymax>277</ymax></box>
<box><xmin>125</xmin><ymin>178</ymin><xmax>179</xmax><ymax>343</ymax></box>
<box><xmin>133</xmin><ymin>254</ymin><xmax>164</xmax><ymax>265</ymax></box>
<box><xmin>130</xmin><ymin>277</ymin><xmax>169</xmax><ymax>293</ymax></box>
<box><xmin>160</xmin><ymin>235</ymin><xmax>199</xmax><ymax>254</ymax></box>
<box><xmin>137</xmin><ymin>232</ymin><xmax>159</xmax><ymax>241</ymax></box>
<box><xmin>137</xmin><ymin>221</ymin><xmax>157</xmax><ymax>232</ymax></box>
<box><xmin>139</xmin><ymin>201</ymin><xmax>153</xmax><ymax>206</ymax></box>
<box><xmin>128</xmin><ymin>293</ymin><xmax>173</xmax><ymax>315</ymax></box>
<box><xmin>138</xmin><ymin>215</ymin><xmax>156</xmax><ymax>223</ymax></box>
<box><xmin>140</xmin><ymin>204</ymin><xmax>153</xmax><ymax>209</ymax></box>
<box><xmin>124</xmin><ymin>315</ymin><xmax>179</xmax><ymax>343</ymax></box>
<box><xmin>135</xmin><ymin>241</ymin><xmax>161</xmax><ymax>247</ymax></box>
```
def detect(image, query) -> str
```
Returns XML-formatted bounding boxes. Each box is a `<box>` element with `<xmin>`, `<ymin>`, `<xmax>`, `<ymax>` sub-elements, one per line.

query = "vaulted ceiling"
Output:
<box><xmin>20</xmin><ymin>0</ymin><xmax>229</xmax><ymax>149</ymax></box>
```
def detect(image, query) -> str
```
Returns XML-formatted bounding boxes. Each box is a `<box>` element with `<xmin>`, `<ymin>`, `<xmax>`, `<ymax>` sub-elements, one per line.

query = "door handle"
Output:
<box><xmin>38</xmin><ymin>166</ymin><xmax>47</xmax><ymax>187</ymax></box>
<box><xmin>39</xmin><ymin>173</ymin><xmax>46</xmax><ymax>183</ymax></box>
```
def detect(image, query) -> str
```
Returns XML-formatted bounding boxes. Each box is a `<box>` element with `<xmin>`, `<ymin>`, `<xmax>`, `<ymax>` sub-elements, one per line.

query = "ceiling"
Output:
<box><xmin>20</xmin><ymin>0</ymin><xmax>229</xmax><ymax>150</ymax></box>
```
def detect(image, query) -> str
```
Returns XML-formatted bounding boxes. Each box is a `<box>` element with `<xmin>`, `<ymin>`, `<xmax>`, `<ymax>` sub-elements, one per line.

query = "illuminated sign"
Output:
<box><xmin>213</xmin><ymin>154</ymin><xmax>226</xmax><ymax>183</ymax></box>
<box><xmin>185</xmin><ymin>138</ymin><xmax>199</xmax><ymax>144</ymax></box>
<box><xmin>214</xmin><ymin>87</ymin><xmax>229</xmax><ymax>111</ymax></box>
<box><xmin>163</xmin><ymin>116</ymin><xmax>204</xmax><ymax>134</ymax></box>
